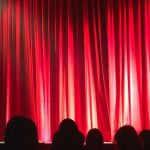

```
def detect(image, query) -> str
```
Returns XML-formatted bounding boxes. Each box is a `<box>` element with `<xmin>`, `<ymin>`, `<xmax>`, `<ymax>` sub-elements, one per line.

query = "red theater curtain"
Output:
<box><xmin>0</xmin><ymin>0</ymin><xmax>150</xmax><ymax>142</ymax></box>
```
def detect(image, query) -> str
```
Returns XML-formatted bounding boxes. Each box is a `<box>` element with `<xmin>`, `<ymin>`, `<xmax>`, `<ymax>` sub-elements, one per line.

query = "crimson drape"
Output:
<box><xmin>0</xmin><ymin>0</ymin><xmax>150</xmax><ymax>142</ymax></box>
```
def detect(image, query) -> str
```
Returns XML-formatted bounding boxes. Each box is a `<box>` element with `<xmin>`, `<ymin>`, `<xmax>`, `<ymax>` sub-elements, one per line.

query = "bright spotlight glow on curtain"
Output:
<box><xmin>0</xmin><ymin>0</ymin><xmax>150</xmax><ymax>142</ymax></box>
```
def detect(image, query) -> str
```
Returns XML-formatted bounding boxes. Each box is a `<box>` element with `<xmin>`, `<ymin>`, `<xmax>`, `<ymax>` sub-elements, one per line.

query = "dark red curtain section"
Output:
<box><xmin>0</xmin><ymin>0</ymin><xmax>150</xmax><ymax>142</ymax></box>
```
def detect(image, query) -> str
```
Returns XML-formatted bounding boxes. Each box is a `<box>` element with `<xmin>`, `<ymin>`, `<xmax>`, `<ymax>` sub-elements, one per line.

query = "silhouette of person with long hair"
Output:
<box><xmin>51</xmin><ymin>118</ymin><xmax>84</xmax><ymax>150</ymax></box>
<box><xmin>114</xmin><ymin>125</ymin><xmax>142</xmax><ymax>150</ymax></box>
<box><xmin>5</xmin><ymin>116</ymin><xmax>38</xmax><ymax>150</ymax></box>
<box><xmin>85</xmin><ymin>128</ymin><xmax>103</xmax><ymax>150</ymax></box>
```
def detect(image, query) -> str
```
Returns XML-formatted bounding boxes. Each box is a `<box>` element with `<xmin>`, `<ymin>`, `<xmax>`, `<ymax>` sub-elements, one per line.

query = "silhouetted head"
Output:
<box><xmin>114</xmin><ymin>125</ymin><xmax>142</xmax><ymax>150</ymax></box>
<box><xmin>59</xmin><ymin>118</ymin><xmax>78</xmax><ymax>134</ymax></box>
<box><xmin>52</xmin><ymin>119</ymin><xmax>83</xmax><ymax>150</ymax></box>
<box><xmin>5</xmin><ymin>116</ymin><xmax>38</xmax><ymax>150</ymax></box>
<box><xmin>86</xmin><ymin>128</ymin><xmax>103</xmax><ymax>150</ymax></box>
<box><xmin>139</xmin><ymin>129</ymin><xmax>150</xmax><ymax>150</ymax></box>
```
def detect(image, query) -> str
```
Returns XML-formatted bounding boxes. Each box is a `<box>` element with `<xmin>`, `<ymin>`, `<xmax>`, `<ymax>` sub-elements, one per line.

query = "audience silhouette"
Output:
<box><xmin>85</xmin><ymin>128</ymin><xmax>103</xmax><ymax>150</ymax></box>
<box><xmin>4</xmin><ymin>116</ymin><xmax>148</xmax><ymax>150</ymax></box>
<box><xmin>4</xmin><ymin>116</ymin><xmax>38</xmax><ymax>150</ymax></box>
<box><xmin>114</xmin><ymin>125</ymin><xmax>142</xmax><ymax>150</ymax></box>
<box><xmin>139</xmin><ymin>129</ymin><xmax>150</xmax><ymax>150</ymax></box>
<box><xmin>51</xmin><ymin>118</ymin><xmax>85</xmax><ymax>150</ymax></box>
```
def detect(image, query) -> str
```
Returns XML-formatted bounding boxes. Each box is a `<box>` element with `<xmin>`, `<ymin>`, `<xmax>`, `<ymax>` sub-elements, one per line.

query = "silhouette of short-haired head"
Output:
<box><xmin>139</xmin><ymin>129</ymin><xmax>150</xmax><ymax>150</ymax></box>
<box><xmin>86</xmin><ymin>128</ymin><xmax>103</xmax><ymax>150</ymax></box>
<box><xmin>114</xmin><ymin>125</ymin><xmax>142</xmax><ymax>150</ymax></box>
<box><xmin>59</xmin><ymin>118</ymin><xmax>78</xmax><ymax>134</ymax></box>
<box><xmin>5</xmin><ymin>116</ymin><xmax>38</xmax><ymax>150</ymax></box>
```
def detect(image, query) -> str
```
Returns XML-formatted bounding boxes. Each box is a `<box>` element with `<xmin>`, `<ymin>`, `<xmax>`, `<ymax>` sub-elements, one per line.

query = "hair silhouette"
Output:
<box><xmin>59</xmin><ymin>118</ymin><xmax>78</xmax><ymax>133</ymax></box>
<box><xmin>139</xmin><ymin>129</ymin><xmax>150</xmax><ymax>150</ymax></box>
<box><xmin>114</xmin><ymin>125</ymin><xmax>142</xmax><ymax>150</ymax></box>
<box><xmin>5</xmin><ymin>116</ymin><xmax>38</xmax><ymax>150</ymax></box>
<box><xmin>51</xmin><ymin>118</ymin><xmax>84</xmax><ymax>150</ymax></box>
<box><xmin>85</xmin><ymin>128</ymin><xmax>103</xmax><ymax>150</ymax></box>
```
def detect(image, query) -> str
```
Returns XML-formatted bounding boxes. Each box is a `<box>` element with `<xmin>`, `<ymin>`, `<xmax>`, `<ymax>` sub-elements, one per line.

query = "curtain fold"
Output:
<box><xmin>0</xmin><ymin>0</ymin><xmax>150</xmax><ymax>142</ymax></box>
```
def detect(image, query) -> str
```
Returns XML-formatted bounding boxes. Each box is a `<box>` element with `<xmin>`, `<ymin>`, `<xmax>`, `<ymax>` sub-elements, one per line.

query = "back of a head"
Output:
<box><xmin>52</xmin><ymin>118</ymin><xmax>82</xmax><ymax>150</ymax></box>
<box><xmin>114</xmin><ymin>125</ymin><xmax>142</xmax><ymax>150</ymax></box>
<box><xmin>86</xmin><ymin>128</ymin><xmax>103</xmax><ymax>150</ymax></box>
<box><xmin>59</xmin><ymin>118</ymin><xmax>78</xmax><ymax>134</ymax></box>
<box><xmin>5</xmin><ymin>116</ymin><xmax>38</xmax><ymax>150</ymax></box>
<box><xmin>139</xmin><ymin>129</ymin><xmax>150</xmax><ymax>150</ymax></box>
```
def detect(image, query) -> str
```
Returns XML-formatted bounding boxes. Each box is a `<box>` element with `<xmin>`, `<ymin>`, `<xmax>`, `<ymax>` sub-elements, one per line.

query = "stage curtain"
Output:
<box><xmin>0</xmin><ymin>0</ymin><xmax>150</xmax><ymax>142</ymax></box>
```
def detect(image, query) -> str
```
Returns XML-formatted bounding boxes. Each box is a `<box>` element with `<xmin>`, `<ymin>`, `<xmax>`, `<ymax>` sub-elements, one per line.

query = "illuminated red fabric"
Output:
<box><xmin>0</xmin><ymin>0</ymin><xmax>150</xmax><ymax>142</ymax></box>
